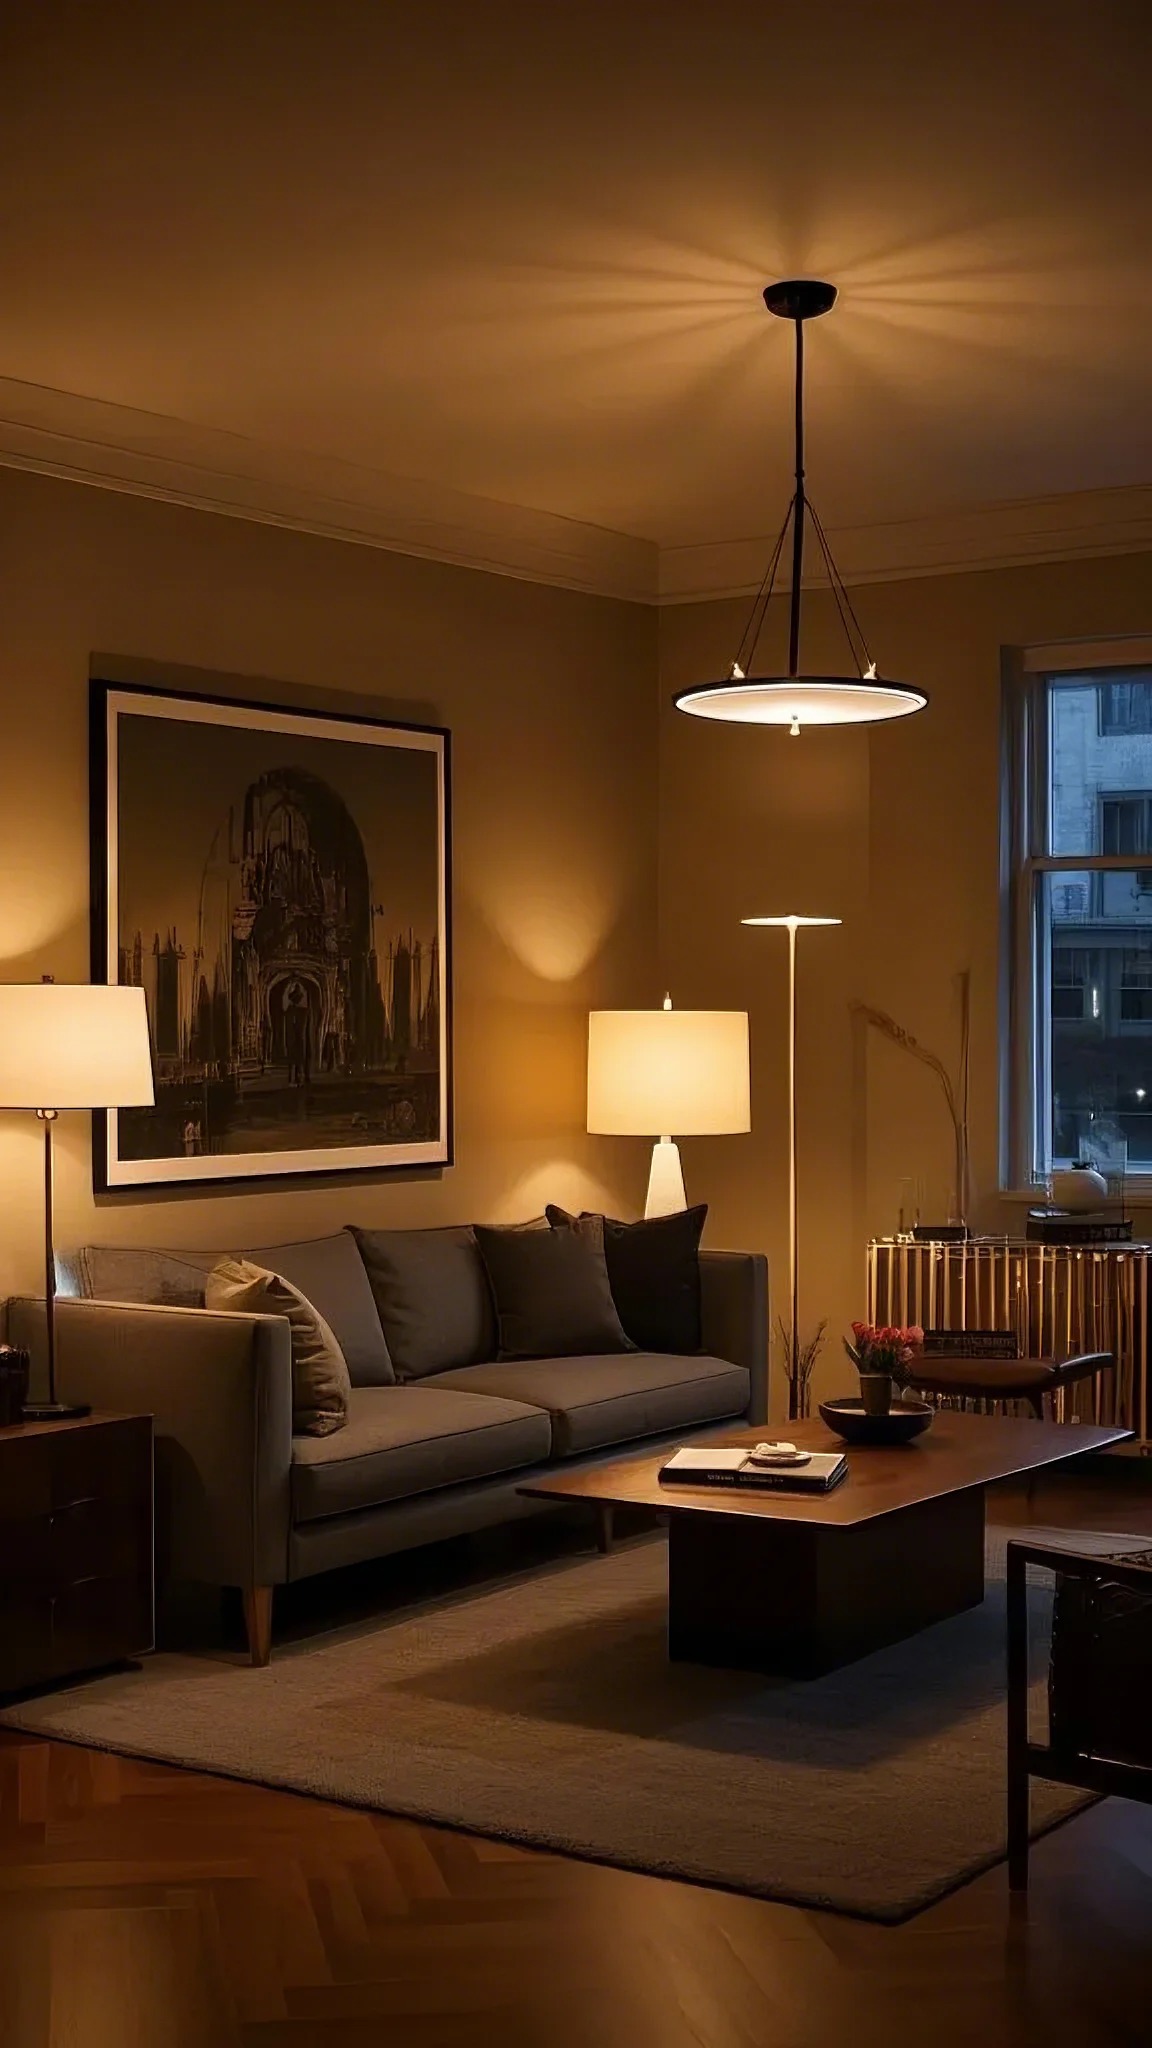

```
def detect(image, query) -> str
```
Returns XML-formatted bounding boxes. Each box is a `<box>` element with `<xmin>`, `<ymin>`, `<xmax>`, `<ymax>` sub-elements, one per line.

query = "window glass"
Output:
<box><xmin>1050</xmin><ymin>671</ymin><xmax>1152</xmax><ymax>856</ymax></box>
<box><xmin>1044</xmin><ymin>871</ymin><xmax>1152</xmax><ymax>1170</ymax></box>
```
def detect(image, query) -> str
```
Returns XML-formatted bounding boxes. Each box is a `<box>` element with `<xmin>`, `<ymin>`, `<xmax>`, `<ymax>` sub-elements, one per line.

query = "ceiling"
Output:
<box><xmin>2</xmin><ymin>0</ymin><xmax>1150</xmax><ymax>589</ymax></box>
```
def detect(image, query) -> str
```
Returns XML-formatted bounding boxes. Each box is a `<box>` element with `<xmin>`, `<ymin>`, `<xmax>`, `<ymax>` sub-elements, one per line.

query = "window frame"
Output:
<box><xmin>1098</xmin><ymin>676</ymin><xmax>1152</xmax><ymax>736</ymax></box>
<box><xmin>1004</xmin><ymin>639</ymin><xmax>1152</xmax><ymax>1188</ymax></box>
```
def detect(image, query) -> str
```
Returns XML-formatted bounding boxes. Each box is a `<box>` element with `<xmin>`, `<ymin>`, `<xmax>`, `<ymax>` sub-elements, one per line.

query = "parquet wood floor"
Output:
<box><xmin>1</xmin><ymin>1470</ymin><xmax>1150</xmax><ymax>2048</ymax></box>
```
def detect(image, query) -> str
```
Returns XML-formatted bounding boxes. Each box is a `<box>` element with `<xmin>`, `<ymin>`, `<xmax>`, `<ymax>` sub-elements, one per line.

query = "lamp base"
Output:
<box><xmin>22</xmin><ymin>1399</ymin><xmax>92</xmax><ymax>1424</ymax></box>
<box><xmin>644</xmin><ymin>1139</ymin><xmax>687</xmax><ymax>1219</ymax></box>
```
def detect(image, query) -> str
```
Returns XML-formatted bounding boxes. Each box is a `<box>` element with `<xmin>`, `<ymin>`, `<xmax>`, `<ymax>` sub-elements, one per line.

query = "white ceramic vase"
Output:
<box><xmin>1050</xmin><ymin>1164</ymin><xmax>1109</xmax><ymax>1212</ymax></box>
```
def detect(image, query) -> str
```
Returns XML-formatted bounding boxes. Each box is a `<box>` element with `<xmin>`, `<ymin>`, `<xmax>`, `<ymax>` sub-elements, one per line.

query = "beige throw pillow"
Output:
<box><xmin>206</xmin><ymin>1257</ymin><xmax>352</xmax><ymax>1437</ymax></box>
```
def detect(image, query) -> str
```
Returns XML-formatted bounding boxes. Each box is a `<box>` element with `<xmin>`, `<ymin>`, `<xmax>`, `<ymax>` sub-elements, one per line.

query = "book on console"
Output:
<box><xmin>659</xmin><ymin>1447</ymin><xmax>848</xmax><ymax>1493</ymax></box>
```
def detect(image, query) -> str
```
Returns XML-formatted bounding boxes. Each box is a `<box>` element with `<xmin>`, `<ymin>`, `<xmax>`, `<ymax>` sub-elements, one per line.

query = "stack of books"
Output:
<box><xmin>659</xmin><ymin>1446</ymin><xmax>847</xmax><ymax>1494</ymax></box>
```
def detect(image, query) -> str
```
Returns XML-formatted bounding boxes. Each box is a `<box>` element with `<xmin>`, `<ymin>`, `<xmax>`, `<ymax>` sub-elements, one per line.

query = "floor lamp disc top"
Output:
<box><xmin>741</xmin><ymin>915</ymin><xmax>842</xmax><ymax>928</ymax></box>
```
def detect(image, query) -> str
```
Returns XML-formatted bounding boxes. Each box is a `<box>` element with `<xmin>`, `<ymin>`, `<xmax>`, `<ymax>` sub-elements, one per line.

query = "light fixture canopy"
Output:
<box><xmin>675</xmin><ymin>279</ymin><xmax>927</xmax><ymax>737</ymax></box>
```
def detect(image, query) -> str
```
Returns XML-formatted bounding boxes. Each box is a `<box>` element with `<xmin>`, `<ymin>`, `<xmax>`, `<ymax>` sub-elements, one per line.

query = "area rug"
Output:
<box><xmin>0</xmin><ymin>1531</ymin><xmax>1100</xmax><ymax>1923</ymax></box>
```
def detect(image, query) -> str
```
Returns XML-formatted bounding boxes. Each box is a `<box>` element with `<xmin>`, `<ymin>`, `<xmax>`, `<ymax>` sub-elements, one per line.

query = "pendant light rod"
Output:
<box><xmin>788</xmin><ymin>312</ymin><xmax>805</xmax><ymax>678</ymax></box>
<box><xmin>763</xmin><ymin>278</ymin><xmax>834</xmax><ymax>680</ymax></box>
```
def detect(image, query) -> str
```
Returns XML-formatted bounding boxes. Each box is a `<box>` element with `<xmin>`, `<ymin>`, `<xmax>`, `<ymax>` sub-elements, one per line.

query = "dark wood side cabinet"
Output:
<box><xmin>0</xmin><ymin>1413</ymin><xmax>153</xmax><ymax>1697</ymax></box>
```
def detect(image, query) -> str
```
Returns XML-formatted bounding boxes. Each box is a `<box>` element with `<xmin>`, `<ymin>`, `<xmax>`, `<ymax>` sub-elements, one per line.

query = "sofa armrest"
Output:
<box><xmin>699</xmin><ymin>1251</ymin><xmax>769</xmax><ymax>1424</ymax></box>
<box><xmin>6</xmin><ymin>1296</ymin><xmax>294</xmax><ymax>1590</ymax></box>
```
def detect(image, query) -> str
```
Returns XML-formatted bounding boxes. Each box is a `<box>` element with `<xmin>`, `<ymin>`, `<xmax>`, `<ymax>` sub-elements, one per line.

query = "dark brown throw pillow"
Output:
<box><xmin>349</xmin><ymin>1225</ymin><xmax>497</xmax><ymax>1379</ymax></box>
<box><xmin>473</xmin><ymin>1223</ymin><xmax>634</xmax><ymax>1362</ymax></box>
<box><xmin>547</xmin><ymin>1204</ymin><xmax>707</xmax><ymax>1354</ymax></box>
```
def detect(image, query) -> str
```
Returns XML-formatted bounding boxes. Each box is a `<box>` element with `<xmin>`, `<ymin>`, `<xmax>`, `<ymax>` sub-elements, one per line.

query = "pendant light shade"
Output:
<box><xmin>677</xmin><ymin>676</ymin><xmax>924</xmax><ymax>729</ymax></box>
<box><xmin>674</xmin><ymin>279</ymin><xmax>927</xmax><ymax>737</ymax></box>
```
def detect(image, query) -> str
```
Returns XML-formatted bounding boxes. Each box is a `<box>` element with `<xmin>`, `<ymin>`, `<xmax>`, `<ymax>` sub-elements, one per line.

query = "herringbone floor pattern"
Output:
<box><xmin>1</xmin><ymin>1475</ymin><xmax>1150</xmax><ymax>2047</ymax></box>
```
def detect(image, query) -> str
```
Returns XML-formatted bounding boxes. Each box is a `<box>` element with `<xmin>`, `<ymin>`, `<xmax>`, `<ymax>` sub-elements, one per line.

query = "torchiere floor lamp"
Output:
<box><xmin>742</xmin><ymin>915</ymin><xmax>841</xmax><ymax>1419</ymax></box>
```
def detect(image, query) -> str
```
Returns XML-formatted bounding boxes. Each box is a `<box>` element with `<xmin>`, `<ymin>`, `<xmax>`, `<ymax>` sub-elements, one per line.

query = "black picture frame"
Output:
<box><xmin>90</xmin><ymin>679</ymin><xmax>452</xmax><ymax>1192</ymax></box>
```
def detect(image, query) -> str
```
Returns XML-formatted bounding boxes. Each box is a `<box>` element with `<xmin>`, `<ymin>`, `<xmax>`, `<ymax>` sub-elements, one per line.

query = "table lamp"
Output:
<box><xmin>0</xmin><ymin>978</ymin><xmax>154</xmax><ymax>1420</ymax></box>
<box><xmin>587</xmin><ymin>999</ymin><xmax>750</xmax><ymax>1217</ymax></box>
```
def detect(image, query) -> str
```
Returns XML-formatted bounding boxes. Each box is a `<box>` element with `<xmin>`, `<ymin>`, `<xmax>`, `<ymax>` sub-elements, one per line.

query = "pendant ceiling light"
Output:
<box><xmin>674</xmin><ymin>280</ymin><xmax>927</xmax><ymax>737</ymax></box>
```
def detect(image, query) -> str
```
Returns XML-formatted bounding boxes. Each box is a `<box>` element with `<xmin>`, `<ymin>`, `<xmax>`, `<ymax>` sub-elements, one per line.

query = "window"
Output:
<box><xmin>1099</xmin><ymin>795</ymin><xmax>1152</xmax><ymax>898</ymax></box>
<box><xmin>1007</xmin><ymin>657</ymin><xmax>1152</xmax><ymax>1182</ymax></box>
<box><xmin>1099</xmin><ymin>679</ymin><xmax>1152</xmax><ymax>735</ymax></box>
<box><xmin>1101</xmin><ymin>794</ymin><xmax>1152</xmax><ymax>856</ymax></box>
<box><xmin>1051</xmin><ymin>947</ymin><xmax>1089</xmax><ymax>1020</ymax></box>
<box><xmin>1120</xmin><ymin>951</ymin><xmax>1152</xmax><ymax>1023</ymax></box>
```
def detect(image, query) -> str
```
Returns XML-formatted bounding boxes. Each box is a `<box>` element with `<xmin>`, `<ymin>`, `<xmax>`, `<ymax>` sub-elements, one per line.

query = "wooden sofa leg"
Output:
<box><xmin>243</xmin><ymin>1585</ymin><xmax>274</xmax><ymax>1667</ymax></box>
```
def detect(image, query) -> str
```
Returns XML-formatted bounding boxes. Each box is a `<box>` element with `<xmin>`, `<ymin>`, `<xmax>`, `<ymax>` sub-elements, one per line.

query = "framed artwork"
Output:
<box><xmin>90</xmin><ymin>680</ymin><xmax>451</xmax><ymax>1190</ymax></box>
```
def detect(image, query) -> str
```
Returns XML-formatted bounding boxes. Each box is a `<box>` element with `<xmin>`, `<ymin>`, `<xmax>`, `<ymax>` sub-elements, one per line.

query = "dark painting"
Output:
<box><xmin>92</xmin><ymin>683</ymin><xmax>451</xmax><ymax>1188</ymax></box>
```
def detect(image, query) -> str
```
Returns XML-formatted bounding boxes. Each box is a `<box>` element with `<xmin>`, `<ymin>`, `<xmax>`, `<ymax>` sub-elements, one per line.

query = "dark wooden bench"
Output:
<box><xmin>910</xmin><ymin>1331</ymin><xmax>1113</xmax><ymax>1420</ymax></box>
<box><xmin>1007</xmin><ymin>1538</ymin><xmax>1152</xmax><ymax>1888</ymax></box>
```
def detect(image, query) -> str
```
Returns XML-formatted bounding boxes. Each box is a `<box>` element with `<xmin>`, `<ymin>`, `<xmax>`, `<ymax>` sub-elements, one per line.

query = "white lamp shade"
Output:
<box><xmin>587</xmin><ymin>1009</ymin><xmax>750</xmax><ymax>1137</ymax></box>
<box><xmin>0</xmin><ymin>983</ymin><xmax>155</xmax><ymax>1109</ymax></box>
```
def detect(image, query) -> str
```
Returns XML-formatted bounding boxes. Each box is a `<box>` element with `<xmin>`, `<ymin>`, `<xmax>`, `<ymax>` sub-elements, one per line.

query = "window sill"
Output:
<box><xmin>1000</xmin><ymin>1185</ymin><xmax>1152</xmax><ymax>1204</ymax></box>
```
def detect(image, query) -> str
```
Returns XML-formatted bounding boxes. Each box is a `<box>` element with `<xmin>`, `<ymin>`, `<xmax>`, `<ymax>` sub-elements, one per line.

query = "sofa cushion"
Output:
<box><xmin>428</xmin><ymin>1352</ymin><xmax>749</xmax><ymax>1457</ymax></box>
<box><xmin>547</xmin><ymin>1203</ymin><xmax>707</xmax><ymax>1354</ymax></box>
<box><xmin>206</xmin><ymin>1258</ymin><xmax>352</xmax><ymax>1437</ymax></box>
<box><xmin>71</xmin><ymin>1244</ymin><xmax>215</xmax><ymax>1308</ymax></box>
<box><xmin>245</xmin><ymin>1233</ymin><xmax>394</xmax><ymax>1386</ymax></box>
<box><xmin>72</xmin><ymin>1233</ymin><xmax>394</xmax><ymax>1387</ymax></box>
<box><xmin>291</xmin><ymin>1385</ymin><xmax>551</xmax><ymax>1522</ymax></box>
<box><xmin>473</xmin><ymin>1222</ymin><xmax>633</xmax><ymax>1361</ymax></box>
<box><xmin>349</xmin><ymin>1225</ymin><xmax>497</xmax><ymax>1379</ymax></box>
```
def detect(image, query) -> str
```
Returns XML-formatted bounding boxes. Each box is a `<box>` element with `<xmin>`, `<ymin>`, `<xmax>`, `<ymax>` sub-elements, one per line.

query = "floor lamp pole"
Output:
<box><xmin>23</xmin><ymin>1106</ymin><xmax>89</xmax><ymax>1423</ymax></box>
<box><xmin>741</xmin><ymin>913</ymin><xmax>842</xmax><ymax>1424</ymax></box>
<box><xmin>787</xmin><ymin>921</ymin><xmax>800</xmax><ymax>1419</ymax></box>
<box><xmin>40</xmin><ymin>1108</ymin><xmax>58</xmax><ymax>1405</ymax></box>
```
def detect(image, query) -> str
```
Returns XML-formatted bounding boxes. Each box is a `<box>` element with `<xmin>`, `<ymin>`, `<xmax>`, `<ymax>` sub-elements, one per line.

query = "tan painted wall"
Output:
<box><xmin>659</xmin><ymin>552</ymin><xmax>1152</xmax><ymax>1414</ymax></box>
<box><xmin>0</xmin><ymin>467</ymin><xmax>658</xmax><ymax>1295</ymax></box>
<box><xmin>3</xmin><ymin>458</ymin><xmax>1149</xmax><ymax>1418</ymax></box>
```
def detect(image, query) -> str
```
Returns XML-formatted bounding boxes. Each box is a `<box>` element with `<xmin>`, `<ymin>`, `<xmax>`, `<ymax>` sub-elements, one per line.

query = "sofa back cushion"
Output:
<box><xmin>473</xmin><ymin>1222</ymin><xmax>634</xmax><ymax>1362</ymax></box>
<box><xmin>245</xmin><ymin>1234</ymin><xmax>394</xmax><ymax>1386</ymax></box>
<box><xmin>349</xmin><ymin>1225</ymin><xmax>498</xmax><ymax>1380</ymax></box>
<box><xmin>72</xmin><ymin>1244</ymin><xmax>216</xmax><ymax>1308</ymax></box>
<box><xmin>71</xmin><ymin>1231</ymin><xmax>395</xmax><ymax>1386</ymax></box>
<box><xmin>206</xmin><ymin>1257</ymin><xmax>352</xmax><ymax>1436</ymax></box>
<box><xmin>546</xmin><ymin>1203</ymin><xmax>707</xmax><ymax>1354</ymax></box>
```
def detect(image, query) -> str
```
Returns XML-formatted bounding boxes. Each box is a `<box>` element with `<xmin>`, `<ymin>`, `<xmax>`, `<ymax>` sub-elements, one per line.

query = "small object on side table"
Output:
<box><xmin>1049</xmin><ymin>1163</ymin><xmax>1109</xmax><ymax>1212</ymax></box>
<box><xmin>0</xmin><ymin>1411</ymin><xmax>154</xmax><ymax>1697</ymax></box>
<box><xmin>0</xmin><ymin>1345</ymin><xmax>30</xmax><ymax>1426</ymax></box>
<box><xmin>1026</xmin><ymin>1210</ymin><xmax>1133</xmax><ymax>1246</ymax></box>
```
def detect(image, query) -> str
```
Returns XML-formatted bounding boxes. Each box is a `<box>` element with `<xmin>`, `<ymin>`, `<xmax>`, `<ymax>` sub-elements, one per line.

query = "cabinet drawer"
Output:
<box><xmin>0</xmin><ymin>1573</ymin><xmax>150</xmax><ymax>1692</ymax></box>
<box><xmin>5</xmin><ymin>1499</ymin><xmax>147</xmax><ymax>1590</ymax></box>
<box><xmin>0</xmin><ymin>1416</ymin><xmax>153</xmax><ymax>1696</ymax></box>
<box><xmin>0</xmin><ymin>1417</ymin><xmax>151</xmax><ymax>1525</ymax></box>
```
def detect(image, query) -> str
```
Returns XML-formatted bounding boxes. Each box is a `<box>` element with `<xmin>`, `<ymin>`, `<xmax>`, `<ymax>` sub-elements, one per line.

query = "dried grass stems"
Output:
<box><xmin>854</xmin><ymin>971</ymin><xmax>971</xmax><ymax>1222</ymax></box>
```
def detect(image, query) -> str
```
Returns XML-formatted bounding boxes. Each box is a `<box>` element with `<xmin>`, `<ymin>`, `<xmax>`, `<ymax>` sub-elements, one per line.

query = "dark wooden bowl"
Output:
<box><xmin>818</xmin><ymin>1395</ymin><xmax>935</xmax><ymax>1445</ymax></box>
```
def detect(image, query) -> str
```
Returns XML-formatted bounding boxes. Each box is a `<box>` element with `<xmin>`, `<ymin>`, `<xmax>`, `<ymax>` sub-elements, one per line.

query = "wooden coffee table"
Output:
<box><xmin>519</xmin><ymin>1412</ymin><xmax>1130</xmax><ymax>1675</ymax></box>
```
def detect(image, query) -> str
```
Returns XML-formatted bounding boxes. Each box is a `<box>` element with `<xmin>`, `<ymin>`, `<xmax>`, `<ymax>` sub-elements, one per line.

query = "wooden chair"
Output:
<box><xmin>909</xmin><ymin>1330</ymin><xmax>1114</xmax><ymax>1421</ymax></box>
<box><xmin>1007</xmin><ymin>1538</ymin><xmax>1152</xmax><ymax>1888</ymax></box>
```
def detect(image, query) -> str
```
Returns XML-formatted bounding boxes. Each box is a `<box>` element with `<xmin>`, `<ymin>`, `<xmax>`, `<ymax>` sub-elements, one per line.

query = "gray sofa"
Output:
<box><xmin>7</xmin><ymin>1228</ymin><xmax>767</xmax><ymax>1664</ymax></box>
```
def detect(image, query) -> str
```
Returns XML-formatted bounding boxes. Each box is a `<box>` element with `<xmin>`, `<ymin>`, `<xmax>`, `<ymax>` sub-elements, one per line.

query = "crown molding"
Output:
<box><xmin>1</xmin><ymin>376</ymin><xmax>1148</xmax><ymax>608</ymax></box>
<box><xmin>0</xmin><ymin>376</ymin><xmax>657</xmax><ymax>605</ymax></box>
<box><xmin>658</xmin><ymin>485</ymin><xmax>1152</xmax><ymax>602</ymax></box>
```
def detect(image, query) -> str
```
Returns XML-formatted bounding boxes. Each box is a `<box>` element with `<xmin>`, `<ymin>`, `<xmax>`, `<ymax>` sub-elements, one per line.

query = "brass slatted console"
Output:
<box><xmin>867</xmin><ymin>1238</ymin><xmax>1148</xmax><ymax>1439</ymax></box>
